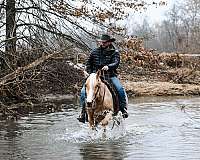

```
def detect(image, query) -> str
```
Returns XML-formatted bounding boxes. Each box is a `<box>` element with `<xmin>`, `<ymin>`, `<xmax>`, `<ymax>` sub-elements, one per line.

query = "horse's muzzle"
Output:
<box><xmin>87</xmin><ymin>102</ymin><xmax>92</xmax><ymax>108</ymax></box>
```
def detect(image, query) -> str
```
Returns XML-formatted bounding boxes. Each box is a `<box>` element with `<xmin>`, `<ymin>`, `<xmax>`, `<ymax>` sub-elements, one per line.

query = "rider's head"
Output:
<box><xmin>97</xmin><ymin>34</ymin><xmax>115</xmax><ymax>48</ymax></box>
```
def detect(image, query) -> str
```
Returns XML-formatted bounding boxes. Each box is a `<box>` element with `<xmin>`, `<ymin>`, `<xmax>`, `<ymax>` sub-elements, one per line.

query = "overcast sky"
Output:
<box><xmin>133</xmin><ymin>0</ymin><xmax>178</xmax><ymax>24</ymax></box>
<box><xmin>123</xmin><ymin>0</ymin><xmax>182</xmax><ymax>35</ymax></box>
<box><xmin>145</xmin><ymin>0</ymin><xmax>177</xmax><ymax>23</ymax></box>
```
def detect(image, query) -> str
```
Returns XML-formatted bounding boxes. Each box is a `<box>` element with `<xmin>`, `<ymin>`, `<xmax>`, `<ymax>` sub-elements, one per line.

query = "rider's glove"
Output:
<box><xmin>102</xmin><ymin>65</ymin><xmax>109</xmax><ymax>71</ymax></box>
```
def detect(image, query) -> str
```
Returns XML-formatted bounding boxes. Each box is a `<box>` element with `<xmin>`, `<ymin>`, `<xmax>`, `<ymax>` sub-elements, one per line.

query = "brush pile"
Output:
<box><xmin>118</xmin><ymin>37</ymin><xmax>200</xmax><ymax>85</ymax></box>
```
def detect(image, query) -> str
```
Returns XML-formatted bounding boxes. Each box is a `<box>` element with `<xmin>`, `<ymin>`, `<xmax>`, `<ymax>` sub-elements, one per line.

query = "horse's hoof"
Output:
<box><xmin>91</xmin><ymin>125</ymin><xmax>97</xmax><ymax>131</ymax></box>
<box><xmin>102</xmin><ymin>129</ymin><xmax>106</xmax><ymax>139</ymax></box>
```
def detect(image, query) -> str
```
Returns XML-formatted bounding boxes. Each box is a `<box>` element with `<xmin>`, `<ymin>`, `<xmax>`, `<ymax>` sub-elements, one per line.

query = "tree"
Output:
<box><xmin>5</xmin><ymin>0</ymin><xmax>16</xmax><ymax>54</ymax></box>
<box><xmin>0</xmin><ymin>0</ymin><xmax>153</xmax><ymax>71</ymax></box>
<box><xmin>152</xmin><ymin>0</ymin><xmax>200</xmax><ymax>53</ymax></box>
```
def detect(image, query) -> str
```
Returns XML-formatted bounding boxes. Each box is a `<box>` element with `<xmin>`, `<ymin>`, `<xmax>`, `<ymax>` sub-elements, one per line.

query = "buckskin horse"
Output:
<box><xmin>84</xmin><ymin>70</ymin><xmax>119</xmax><ymax>131</ymax></box>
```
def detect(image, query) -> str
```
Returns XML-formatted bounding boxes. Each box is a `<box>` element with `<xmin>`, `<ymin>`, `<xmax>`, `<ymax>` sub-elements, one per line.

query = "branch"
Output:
<box><xmin>17</xmin><ymin>23</ymin><xmax>90</xmax><ymax>50</ymax></box>
<box><xmin>0</xmin><ymin>36</ymin><xmax>28</xmax><ymax>46</ymax></box>
<box><xmin>16</xmin><ymin>5</ymin><xmax>96</xmax><ymax>38</ymax></box>
<box><xmin>0</xmin><ymin>46</ymin><xmax>73</xmax><ymax>86</ymax></box>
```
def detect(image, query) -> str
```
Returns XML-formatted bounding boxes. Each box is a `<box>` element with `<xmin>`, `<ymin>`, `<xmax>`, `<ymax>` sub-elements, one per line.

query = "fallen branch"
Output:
<box><xmin>0</xmin><ymin>46</ymin><xmax>73</xmax><ymax>86</ymax></box>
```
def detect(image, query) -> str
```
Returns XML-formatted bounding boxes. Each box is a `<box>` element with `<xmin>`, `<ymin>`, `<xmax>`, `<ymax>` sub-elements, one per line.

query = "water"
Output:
<box><xmin>0</xmin><ymin>96</ymin><xmax>200</xmax><ymax>160</ymax></box>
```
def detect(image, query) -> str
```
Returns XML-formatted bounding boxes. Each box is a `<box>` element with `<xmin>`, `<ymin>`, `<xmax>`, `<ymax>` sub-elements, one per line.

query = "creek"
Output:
<box><xmin>0</xmin><ymin>96</ymin><xmax>200</xmax><ymax>160</ymax></box>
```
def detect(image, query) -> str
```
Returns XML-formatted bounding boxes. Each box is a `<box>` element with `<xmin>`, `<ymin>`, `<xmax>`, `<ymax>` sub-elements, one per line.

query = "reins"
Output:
<box><xmin>100</xmin><ymin>70</ymin><xmax>106</xmax><ymax>105</ymax></box>
<box><xmin>86</xmin><ymin>70</ymin><xmax>118</xmax><ymax>129</ymax></box>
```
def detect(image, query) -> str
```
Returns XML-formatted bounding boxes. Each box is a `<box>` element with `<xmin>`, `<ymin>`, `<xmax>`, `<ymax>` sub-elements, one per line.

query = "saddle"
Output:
<box><xmin>100</xmin><ymin>77</ymin><xmax>120</xmax><ymax>115</ymax></box>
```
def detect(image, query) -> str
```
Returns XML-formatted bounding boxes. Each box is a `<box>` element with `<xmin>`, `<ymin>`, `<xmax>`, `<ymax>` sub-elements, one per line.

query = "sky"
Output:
<box><xmin>146</xmin><ymin>0</ymin><xmax>177</xmax><ymax>22</ymax></box>
<box><xmin>124</xmin><ymin>0</ymin><xmax>180</xmax><ymax>35</ymax></box>
<box><xmin>132</xmin><ymin>0</ymin><xmax>177</xmax><ymax>24</ymax></box>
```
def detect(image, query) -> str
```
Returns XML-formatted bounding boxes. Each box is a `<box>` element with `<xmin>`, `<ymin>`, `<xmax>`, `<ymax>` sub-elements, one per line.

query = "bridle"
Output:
<box><xmin>86</xmin><ymin>70</ymin><xmax>116</xmax><ymax>128</ymax></box>
<box><xmin>86</xmin><ymin>76</ymin><xmax>106</xmax><ymax>109</ymax></box>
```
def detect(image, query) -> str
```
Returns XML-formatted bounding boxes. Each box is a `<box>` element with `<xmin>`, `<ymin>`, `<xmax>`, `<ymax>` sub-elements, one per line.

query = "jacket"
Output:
<box><xmin>86</xmin><ymin>44</ymin><xmax>120</xmax><ymax>77</ymax></box>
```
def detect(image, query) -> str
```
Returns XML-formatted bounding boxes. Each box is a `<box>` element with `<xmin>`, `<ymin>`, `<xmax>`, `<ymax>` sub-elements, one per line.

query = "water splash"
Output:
<box><xmin>58</xmin><ymin>118</ymin><xmax>127</xmax><ymax>143</ymax></box>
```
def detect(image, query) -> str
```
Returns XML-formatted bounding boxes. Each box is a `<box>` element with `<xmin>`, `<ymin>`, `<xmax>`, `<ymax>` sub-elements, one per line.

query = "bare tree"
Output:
<box><xmin>150</xmin><ymin>0</ymin><xmax>200</xmax><ymax>53</ymax></box>
<box><xmin>0</xmin><ymin>0</ymin><xmax>152</xmax><ymax>71</ymax></box>
<box><xmin>5</xmin><ymin>0</ymin><xmax>16</xmax><ymax>53</ymax></box>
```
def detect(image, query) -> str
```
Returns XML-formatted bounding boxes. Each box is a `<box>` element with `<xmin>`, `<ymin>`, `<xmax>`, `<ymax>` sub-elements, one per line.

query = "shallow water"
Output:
<box><xmin>0</xmin><ymin>96</ymin><xmax>200</xmax><ymax>160</ymax></box>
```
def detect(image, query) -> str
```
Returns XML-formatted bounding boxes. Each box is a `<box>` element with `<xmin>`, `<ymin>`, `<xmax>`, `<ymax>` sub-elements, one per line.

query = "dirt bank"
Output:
<box><xmin>123</xmin><ymin>81</ymin><xmax>200</xmax><ymax>97</ymax></box>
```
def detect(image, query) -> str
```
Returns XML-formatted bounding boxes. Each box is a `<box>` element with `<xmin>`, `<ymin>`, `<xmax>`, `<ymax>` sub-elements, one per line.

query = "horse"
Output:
<box><xmin>84</xmin><ymin>70</ymin><xmax>116</xmax><ymax>130</ymax></box>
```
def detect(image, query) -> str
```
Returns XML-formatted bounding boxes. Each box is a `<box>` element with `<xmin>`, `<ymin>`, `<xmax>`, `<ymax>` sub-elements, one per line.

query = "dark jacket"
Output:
<box><xmin>86</xmin><ymin>44</ymin><xmax>120</xmax><ymax>77</ymax></box>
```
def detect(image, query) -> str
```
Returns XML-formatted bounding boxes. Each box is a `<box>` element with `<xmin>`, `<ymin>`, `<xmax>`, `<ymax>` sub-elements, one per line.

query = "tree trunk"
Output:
<box><xmin>5</xmin><ymin>0</ymin><xmax>16</xmax><ymax>55</ymax></box>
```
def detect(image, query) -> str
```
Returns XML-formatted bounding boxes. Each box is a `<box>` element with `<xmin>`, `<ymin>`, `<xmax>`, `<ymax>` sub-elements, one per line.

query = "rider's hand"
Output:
<box><xmin>83</xmin><ymin>70</ymin><xmax>89</xmax><ymax>78</ymax></box>
<box><xmin>102</xmin><ymin>65</ymin><xmax>109</xmax><ymax>71</ymax></box>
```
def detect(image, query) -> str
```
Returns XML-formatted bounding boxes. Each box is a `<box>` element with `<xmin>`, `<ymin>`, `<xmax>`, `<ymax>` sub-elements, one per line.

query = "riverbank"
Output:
<box><xmin>123</xmin><ymin>81</ymin><xmax>200</xmax><ymax>97</ymax></box>
<box><xmin>0</xmin><ymin>81</ymin><xmax>199</xmax><ymax>121</ymax></box>
<box><xmin>0</xmin><ymin>52</ymin><xmax>200</xmax><ymax>120</ymax></box>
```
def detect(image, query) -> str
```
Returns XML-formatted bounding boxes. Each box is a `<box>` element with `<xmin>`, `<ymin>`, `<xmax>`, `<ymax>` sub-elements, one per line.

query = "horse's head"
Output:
<box><xmin>85</xmin><ymin>70</ymin><xmax>101</xmax><ymax>106</ymax></box>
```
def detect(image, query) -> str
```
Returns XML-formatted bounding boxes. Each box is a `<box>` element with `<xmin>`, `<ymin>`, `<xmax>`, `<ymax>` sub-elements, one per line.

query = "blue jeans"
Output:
<box><xmin>80</xmin><ymin>84</ymin><xmax>86</xmax><ymax>108</ymax></box>
<box><xmin>80</xmin><ymin>76</ymin><xmax>127</xmax><ymax>111</ymax></box>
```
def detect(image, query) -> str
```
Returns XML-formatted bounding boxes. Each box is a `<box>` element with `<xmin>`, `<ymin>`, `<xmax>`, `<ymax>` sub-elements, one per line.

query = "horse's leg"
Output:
<box><xmin>87</xmin><ymin>109</ymin><xmax>95</xmax><ymax>129</ymax></box>
<box><xmin>100</xmin><ymin>111</ymin><xmax>113</xmax><ymax>126</ymax></box>
<box><xmin>102</xmin><ymin>126</ymin><xmax>106</xmax><ymax>139</ymax></box>
<box><xmin>90</xmin><ymin>112</ymin><xmax>95</xmax><ymax>130</ymax></box>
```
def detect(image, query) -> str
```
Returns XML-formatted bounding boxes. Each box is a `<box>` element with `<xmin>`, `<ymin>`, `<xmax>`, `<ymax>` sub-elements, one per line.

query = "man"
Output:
<box><xmin>77</xmin><ymin>34</ymin><xmax>128</xmax><ymax>123</ymax></box>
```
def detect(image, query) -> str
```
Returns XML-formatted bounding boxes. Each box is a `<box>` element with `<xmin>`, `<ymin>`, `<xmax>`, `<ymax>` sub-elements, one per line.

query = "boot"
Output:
<box><xmin>77</xmin><ymin>105</ymin><xmax>86</xmax><ymax>123</ymax></box>
<box><xmin>121</xmin><ymin>108</ymin><xmax>128</xmax><ymax>118</ymax></box>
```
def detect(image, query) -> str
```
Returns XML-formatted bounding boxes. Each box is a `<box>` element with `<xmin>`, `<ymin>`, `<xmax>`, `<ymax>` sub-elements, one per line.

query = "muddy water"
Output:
<box><xmin>0</xmin><ymin>96</ymin><xmax>200</xmax><ymax>160</ymax></box>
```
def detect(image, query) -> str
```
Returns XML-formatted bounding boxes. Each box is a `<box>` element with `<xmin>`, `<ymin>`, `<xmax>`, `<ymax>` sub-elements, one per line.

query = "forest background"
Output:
<box><xmin>0</xmin><ymin>0</ymin><xmax>200</xmax><ymax>119</ymax></box>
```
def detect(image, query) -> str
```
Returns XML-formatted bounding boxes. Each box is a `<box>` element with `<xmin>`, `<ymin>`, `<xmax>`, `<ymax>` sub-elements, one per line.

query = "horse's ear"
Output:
<box><xmin>96</xmin><ymin>70</ymin><xmax>101</xmax><ymax>79</ymax></box>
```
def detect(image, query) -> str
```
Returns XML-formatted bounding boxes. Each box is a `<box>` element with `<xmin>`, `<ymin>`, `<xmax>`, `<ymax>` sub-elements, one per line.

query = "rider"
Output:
<box><xmin>77</xmin><ymin>34</ymin><xmax>128</xmax><ymax>123</ymax></box>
